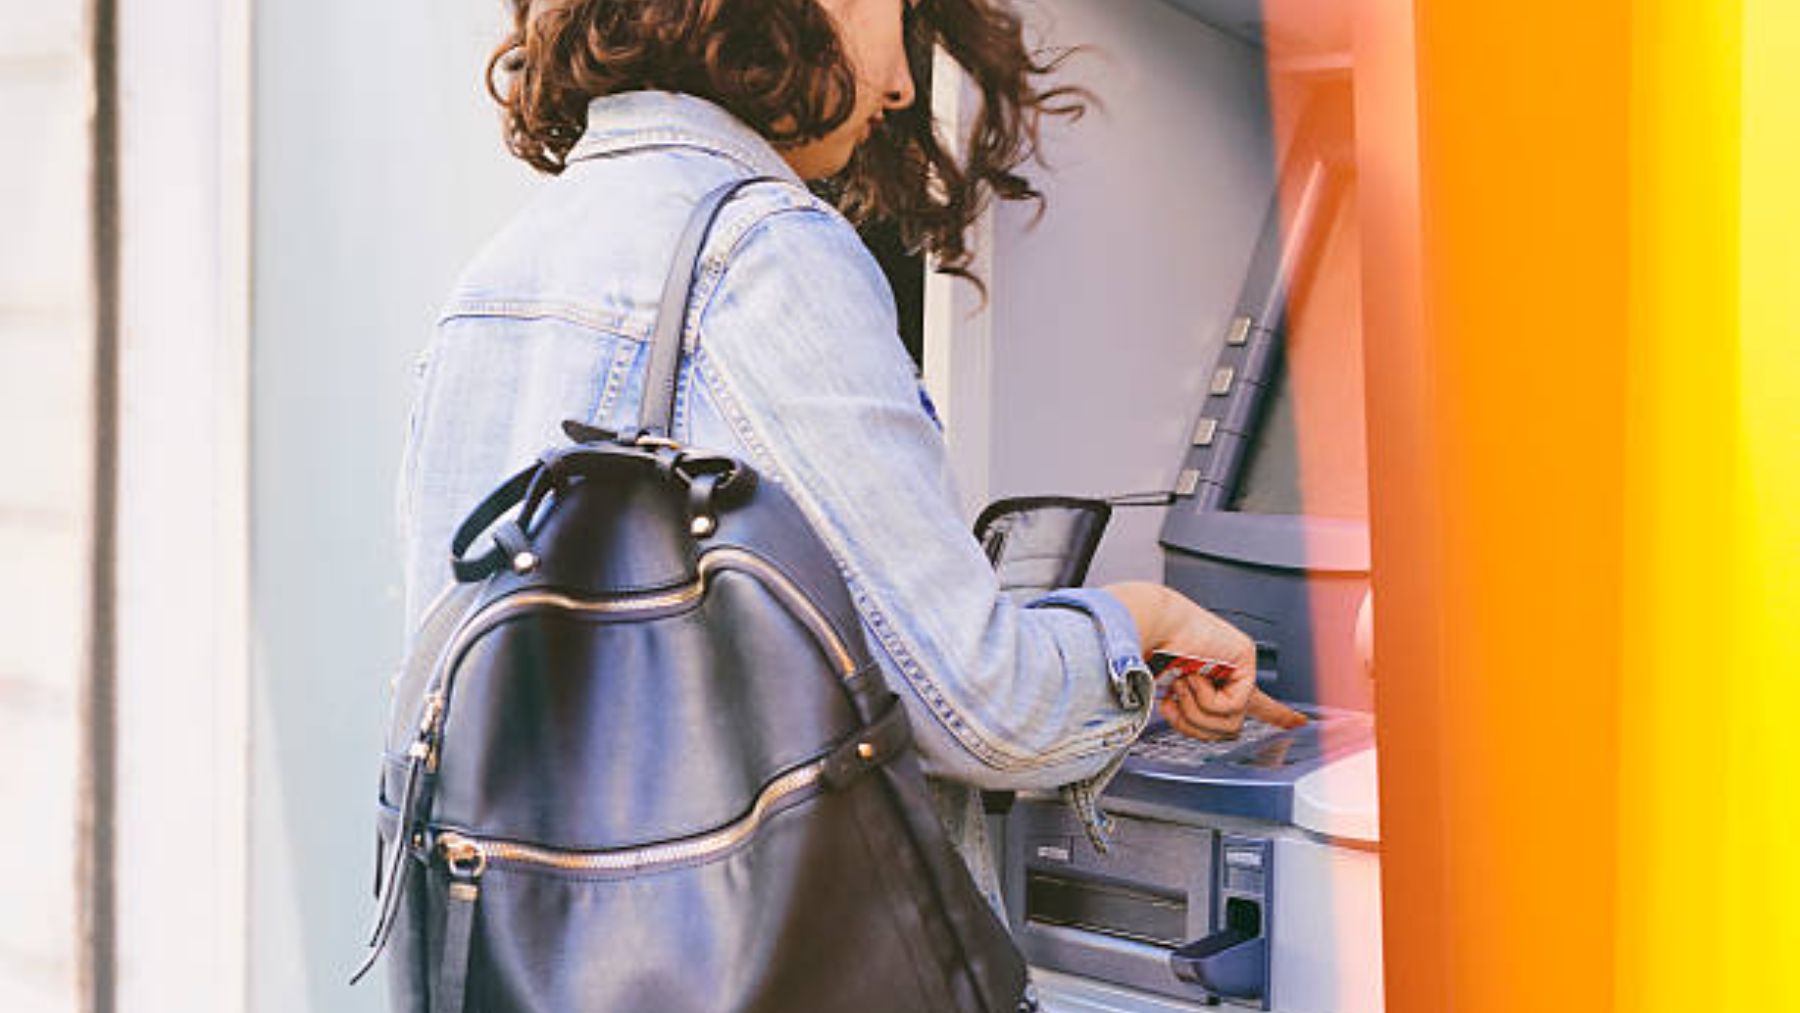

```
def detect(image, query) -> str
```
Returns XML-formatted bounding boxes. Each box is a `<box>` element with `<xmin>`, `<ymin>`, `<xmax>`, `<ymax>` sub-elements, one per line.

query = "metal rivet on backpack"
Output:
<box><xmin>856</xmin><ymin>742</ymin><xmax>876</xmax><ymax>761</ymax></box>
<box><xmin>511</xmin><ymin>550</ymin><xmax>539</xmax><ymax>574</ymax></box>
<box><xmin>690</xmin><ymin>515</ymin><xmax>716</xmax><ymax>537</ymax></box>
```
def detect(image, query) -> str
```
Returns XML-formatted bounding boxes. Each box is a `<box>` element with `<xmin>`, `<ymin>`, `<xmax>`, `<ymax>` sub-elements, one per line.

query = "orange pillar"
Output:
<box><xmin>1347</xmin><ymin>2</ymin><xmax>1447</xmax><ymax>1009</ymax></box>
<box><xmin>1355</xmin><ymin>3</ymin><xmax>1630</xmax><ymax>1011</ymax></box>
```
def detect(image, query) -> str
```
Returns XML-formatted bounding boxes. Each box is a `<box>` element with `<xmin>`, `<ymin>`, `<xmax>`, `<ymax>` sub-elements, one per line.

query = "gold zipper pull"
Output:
<box><xmin>409</xmin><ymin>691</ymin><xmax>445</xmax><ymax>765</ymax></box>
<box><xmin>438</xmin><ymin>832</ymin><xmax>488</xmax><ymax>881</ymax></box>
<box><xmin>435</xmin><ymin>831</ymin><xmax>484</xmax><ymax>1012</ymax></box>
<box><xmin>417</xmin><ymin>691</ymin><xmax>444</xmax><ymax>738</ymax></box>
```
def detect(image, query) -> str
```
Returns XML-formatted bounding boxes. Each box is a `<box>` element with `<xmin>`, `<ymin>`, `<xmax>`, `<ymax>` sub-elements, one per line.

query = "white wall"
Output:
<box><xmin>113</xmin><ymin>0</ymin><xmax>254</xmax><ymax>1007</ymax></box>
<box><xmin>932</xmin><ymin>0</ymin><xmax>1275</xmax><ymax>587</ymax></box>
<box><xmin>0</xmin><ymin>3</ymin><xmax>93</xmax><ymax>1010</ymax></box>
<box><xmin>249</xmin><ymin>2</ymin><xmax>537</xmax><ymax>1008</ymax></box>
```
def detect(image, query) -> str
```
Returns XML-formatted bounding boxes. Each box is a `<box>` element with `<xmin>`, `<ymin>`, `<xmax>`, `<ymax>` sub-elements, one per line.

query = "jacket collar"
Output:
<box><xmin>566</xmin><ymin>90</ymin><xmax>805</xmax><ymax>185</ymax></box>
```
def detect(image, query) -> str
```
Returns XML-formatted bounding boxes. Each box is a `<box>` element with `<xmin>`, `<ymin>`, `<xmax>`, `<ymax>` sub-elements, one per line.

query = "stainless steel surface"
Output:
<box><xmin>1034</xmin><ymin>966</ymin><xmax>1230</xmax><ymax>1013</ymax></box>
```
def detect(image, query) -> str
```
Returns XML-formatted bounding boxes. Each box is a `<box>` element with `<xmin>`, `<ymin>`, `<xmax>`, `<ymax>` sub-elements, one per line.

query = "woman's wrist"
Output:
<box><xmin>1100</xmin><ymin>581</ymin><xmax>1178</xmax><ymax>653</ymax></box>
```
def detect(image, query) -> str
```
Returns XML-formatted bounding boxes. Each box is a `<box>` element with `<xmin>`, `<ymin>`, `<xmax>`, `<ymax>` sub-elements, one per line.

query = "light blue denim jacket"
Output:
<box><xmin>399</xmin><ymin>90</ymin><xmax>1154</xmax><ymax>902</ymax></box>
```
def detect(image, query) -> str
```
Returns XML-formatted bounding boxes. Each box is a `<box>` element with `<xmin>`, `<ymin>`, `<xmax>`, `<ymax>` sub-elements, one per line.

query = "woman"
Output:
<box><xmin>400</xmin><ymin>0</ymin><xmax>1282</xmax><ymax>914</ymax></box>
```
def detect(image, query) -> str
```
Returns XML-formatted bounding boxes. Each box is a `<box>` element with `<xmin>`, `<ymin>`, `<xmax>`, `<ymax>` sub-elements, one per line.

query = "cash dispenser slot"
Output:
<box><xmin>1006</xmin><ymin>802</ymin><xmax>1219</xmax><ymax>1003</ymax></box>
<box><xmin>1025</xmin><ymin>872</ymin><xmax>1189</xmax><ymax>948</ymax></box>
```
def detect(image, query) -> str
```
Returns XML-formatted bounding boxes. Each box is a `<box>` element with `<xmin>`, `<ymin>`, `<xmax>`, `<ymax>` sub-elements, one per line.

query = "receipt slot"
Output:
<box><xmin>1170</xmin><ymin>837</ymin><xmax>1274</xmax><ymax>1005</ymax></box>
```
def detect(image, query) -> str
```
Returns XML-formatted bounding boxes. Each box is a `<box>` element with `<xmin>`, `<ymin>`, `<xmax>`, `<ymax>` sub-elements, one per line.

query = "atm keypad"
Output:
<box><xmin>1130</xmin><ymin>717</ymin><xmax>1288</xmax><ymax>766</ymax></box>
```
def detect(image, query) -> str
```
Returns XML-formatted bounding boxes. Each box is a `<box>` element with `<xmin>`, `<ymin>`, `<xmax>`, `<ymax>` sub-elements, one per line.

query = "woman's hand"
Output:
<box><xmin>1103</xmin><ymin>582</ymin><xmax>1307</xmax><ymax>739</ymax></box>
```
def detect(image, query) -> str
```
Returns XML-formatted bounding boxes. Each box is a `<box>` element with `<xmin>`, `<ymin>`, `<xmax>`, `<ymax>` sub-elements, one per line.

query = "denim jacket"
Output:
<box><xmin>399</xmin><ymin>90</ymin><xmax>1154</xmax><ymax>904</ymax></box>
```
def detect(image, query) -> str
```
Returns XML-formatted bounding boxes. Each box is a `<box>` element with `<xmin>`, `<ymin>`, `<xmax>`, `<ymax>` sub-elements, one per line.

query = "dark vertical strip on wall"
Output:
<box><xmin>84</xmin><ymin>0</ymin><xmax>120</xmax><ymax>1009</ymax></box>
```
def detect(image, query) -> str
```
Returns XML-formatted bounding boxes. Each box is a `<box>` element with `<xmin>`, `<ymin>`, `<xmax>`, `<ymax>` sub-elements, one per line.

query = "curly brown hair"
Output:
<box><xmin>487</xmin><ymin>0</ymin><xmax>1088</xmax><ymax>284</ymax></box>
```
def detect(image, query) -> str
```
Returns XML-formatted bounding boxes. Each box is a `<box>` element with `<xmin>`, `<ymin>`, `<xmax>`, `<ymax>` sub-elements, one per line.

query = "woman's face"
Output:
<box><xmin>782</xmin><ymin>0</ymin><xmax>919</xmax><ymax>180</ymax></box>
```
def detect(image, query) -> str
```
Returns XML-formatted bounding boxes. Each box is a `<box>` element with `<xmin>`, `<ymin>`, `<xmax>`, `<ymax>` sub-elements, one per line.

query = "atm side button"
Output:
<box><xmin>1225</xmin><ymin>315</ymin><xmax>1253</xmax><ymax>346</ymax></box>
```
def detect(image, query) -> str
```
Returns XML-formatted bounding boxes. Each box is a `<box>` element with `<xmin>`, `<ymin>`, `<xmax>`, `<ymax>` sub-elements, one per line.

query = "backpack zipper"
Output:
<box><xmin>423</xmin><ymin>547</ymin><xmax>857</xmax><ymax>768</ymax></box>
<box><xmin>421</xmin><ymin>579</ymin><xmax>704</xmax><ymax>770</ymax></box>
<box><xmin>433</xmin><ymin>759</ymin><xmax>823</xmax><ymax>876</ymax></box>
<box><xmin>699</xmin><ymin>547</ymin><xmax>857</xmax><ymax>678</ymax></box>
<box><xmin>359</xmin><ymin>546</ymin><xmax>862</xmax><ymax>980</ymax></box>
<box><xmin>421</xmin><ymin>758</ymin><xmax>825</xmax><ymax>1012</ymax></box>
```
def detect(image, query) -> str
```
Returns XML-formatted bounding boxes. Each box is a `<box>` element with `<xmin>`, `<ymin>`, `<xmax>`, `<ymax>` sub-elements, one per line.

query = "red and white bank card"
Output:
<box><xmin>1148</xmin><ymin>650</ymin><xmax>1238</xmax><ymax>690</ymax></box>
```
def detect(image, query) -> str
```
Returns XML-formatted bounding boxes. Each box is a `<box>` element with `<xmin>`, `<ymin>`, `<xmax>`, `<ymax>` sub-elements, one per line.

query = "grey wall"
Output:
<box><xmin>985</xmin><ymin>0</ymin><xmax>1274</xmax><ymax>587</ymax></box>
<box><xmin>249</xmin><ymin>2</ymin><xmax>537</xmax><ymax>1008</ymax></box>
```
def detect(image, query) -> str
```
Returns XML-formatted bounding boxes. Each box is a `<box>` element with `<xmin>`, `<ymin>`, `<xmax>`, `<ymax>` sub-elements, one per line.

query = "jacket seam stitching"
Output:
<box><xmin>591</xmin><ymin>340</ymin><xmax>639</xmax><ymax>427</ymax></box>
<box><xmin>438</xmin><ymin>300</ymin><xmax>651</xmax><ymax>340</ymax></box>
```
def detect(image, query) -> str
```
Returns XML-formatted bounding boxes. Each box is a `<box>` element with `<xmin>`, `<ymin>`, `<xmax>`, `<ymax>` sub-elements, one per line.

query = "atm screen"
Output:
<box><xmin>1222</xmin><ymin>178</ymin><xmax>1369</xmax><ymax>522</ymax></box>
<box><xmin>1226</xmin><ymin>360</ymin><xmax>1301</xmax><ymax>515</ymax></box>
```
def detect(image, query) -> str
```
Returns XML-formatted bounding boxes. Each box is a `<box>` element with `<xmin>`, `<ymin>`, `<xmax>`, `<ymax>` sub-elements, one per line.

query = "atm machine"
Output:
<box><xmin>997</xmin><ymin>150</ymin><xmax>1384</xmax><ymax>1011</ymax></box>
<box><xmin>927</xmin><ymin>2</ymin><xmax>1384</xmax><ymax>1010</ymax></box>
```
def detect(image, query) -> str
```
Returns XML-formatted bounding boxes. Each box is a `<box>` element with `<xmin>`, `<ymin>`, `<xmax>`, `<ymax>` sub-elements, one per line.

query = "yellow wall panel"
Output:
<box><xmin>1617</xmin><ymin>3</ymin><xmax>1742</xmax><ymax>1011</ymax></box>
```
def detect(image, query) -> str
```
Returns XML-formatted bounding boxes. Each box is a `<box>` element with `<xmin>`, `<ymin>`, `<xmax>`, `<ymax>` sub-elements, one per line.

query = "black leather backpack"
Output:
<box><xmin>353</xmin><ymin>178</ymin><xmax>1029</xmax><ymax>1012</ymax></box>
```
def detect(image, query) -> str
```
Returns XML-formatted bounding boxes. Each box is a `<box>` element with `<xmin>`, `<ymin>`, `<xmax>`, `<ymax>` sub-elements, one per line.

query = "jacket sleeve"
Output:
<box><xmin>691</xmin><ymin>204</ymin><xmax>1153</xmax><ymax>791</ymax></box>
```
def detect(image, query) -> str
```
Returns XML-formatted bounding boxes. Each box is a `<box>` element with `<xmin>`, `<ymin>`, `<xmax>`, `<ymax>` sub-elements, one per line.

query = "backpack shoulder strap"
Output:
<box><xmin>447</xmin><ymin>175</ymin><xmax>790</xmax><ymax>583</ymax></box>
<box><xmin>641</xmin><ymin>175</ymin><xmax>786</xmax><ymax>439</ymax></box>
